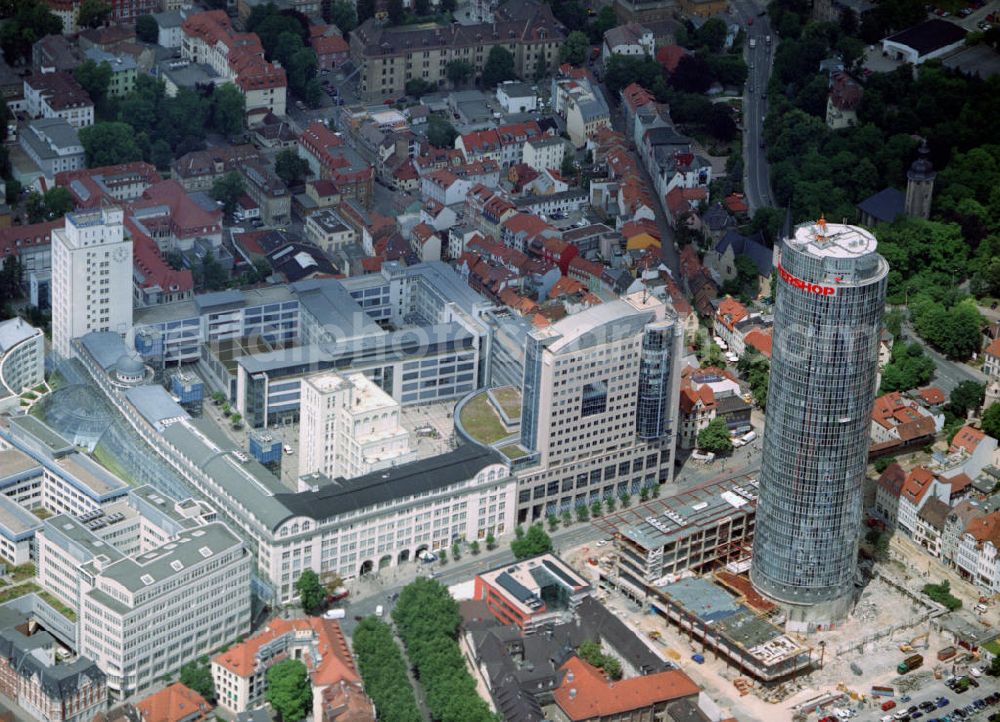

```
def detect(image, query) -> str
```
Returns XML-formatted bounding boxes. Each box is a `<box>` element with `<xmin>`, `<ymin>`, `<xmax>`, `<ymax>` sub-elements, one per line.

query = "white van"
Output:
<box><xmin>323</xmin><ymin>608</ymin><xmax>346</xmax><ymax>620</ymax></box>
<box><xmin>375</xmin><ymin>605</ymin><xmax>384</xmax><ymax>618</ymax></box>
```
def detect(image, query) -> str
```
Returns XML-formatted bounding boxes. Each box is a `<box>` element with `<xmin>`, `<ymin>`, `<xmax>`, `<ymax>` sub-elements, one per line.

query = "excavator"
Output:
<box><xmin>899</xmin><ymin>632</ymin><xmax>930</xmax><ymax>653</ymax></box>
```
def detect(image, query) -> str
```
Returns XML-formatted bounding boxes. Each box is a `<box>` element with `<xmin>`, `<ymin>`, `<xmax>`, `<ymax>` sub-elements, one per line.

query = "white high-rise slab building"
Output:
<box><xmin>298</xmin><ymin>371</ymin><xmax>416</xmax><ymax>480</ymax></box>
<box><xmin>51</xmin><ymin>206</ymin><xmax>133</xmax><ymax>358</ymax></box>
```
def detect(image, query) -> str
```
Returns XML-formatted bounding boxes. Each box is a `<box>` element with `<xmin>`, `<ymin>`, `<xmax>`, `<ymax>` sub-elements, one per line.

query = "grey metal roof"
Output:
<box><xmin>8</xmin><ymin>415</ymin><xmax>74</xmax><ymax>456</ymax></box>
<box><xmin>55</xmin><ymin>453</ymin><xmax>129</xmax><ymax>498</ymax></box>
<box><xmin>0</xmin><ymin>447</ymin><xmax>43</xmax><ymax>483</ymax></box>
<box><xmin>0</xmin><ymin>318</ymin><xmax>40</xmax><ymax>353</ymax></box>
<box><xmin>280</xmin><ymin>444</ymin><xmax>504</xmax><ymax>522</ymax></box>
<box><xmin>133</xmin><ymin>284</ymin><xmax>296</xmax><ymax>326</ymax></box>
<box><xmin>79</xmin><ymin>331</ymin><xmax>131</xmax><ymax>372</ymax></box>
<box><xmin>532</xmin><ymin>299</ymin><xmax>654</xmax><ymax>354</ymax></box>
<box><xmin>124</xmin><ymin>385</ymin><xmax>188</xmax><ymax>431</ymax></box>
<box><xmin>93</xmin><ymin>521</ymin><xmax>242</xmax><ymax>594</ymax></box>
<box><xmin>291</xmin><ymin>278</ymin><xmax>385</xmax><ymax>340</ymax></box>
<box><xmin>856</xmin><ymin>187</ymin><xmax>906</xmax><ymax>223</ymax></box>
<box><xmin>194</xmin><ymin>289</ymin><xmax>246</xmax><ymax>314</ymax></box>
<box><xmin>25</xmin><ymin>118</ymin><xmax>82</xmax><ymax>151</ymax></box>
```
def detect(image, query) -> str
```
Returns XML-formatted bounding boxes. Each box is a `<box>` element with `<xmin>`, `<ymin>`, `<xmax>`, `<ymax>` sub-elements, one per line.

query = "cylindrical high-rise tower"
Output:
<box><xmin>751</xmin><ymin>218</ymin><xmax>888</xmax><ymax>629</ymax></box>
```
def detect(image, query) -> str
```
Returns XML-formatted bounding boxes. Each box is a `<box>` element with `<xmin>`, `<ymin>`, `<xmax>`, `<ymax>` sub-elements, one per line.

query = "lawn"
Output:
<box><xmin>32</xmin><ymin>507</ymin><xmax>53</xmax><ymax>520</ymax></box>
<box><xmin>0</xmin><ymin>583</ymin><xmax>39</xmax><ymax>604</ymax></box>
<box><xmin>9</xmin><ymin>563</ymin><xmax>35</xmax><ymax>583</ymax></box>
<box><xmin>460</xmin><ymin>393</ymin><xmax>509</xmax><ymax>445</ymax></box>
<box><xmin>38</xmin><ymin>590</ymin><xmax>76</xmax><ymax>621</ymax></box>
<box><xmin>499</xmin><ymin>443</ymin><xmax>527</xmax><ymax>460</ymax></box>
<box><xmin>491</xmin><ymin>387</ymin><xmax>522</xmax><ymax>419</ymax></box>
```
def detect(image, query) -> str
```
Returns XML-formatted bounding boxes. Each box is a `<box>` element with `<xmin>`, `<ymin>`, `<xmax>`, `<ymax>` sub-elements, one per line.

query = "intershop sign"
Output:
<box><xmin>778</xmin><ymin>264</ymin><xmax>837</xmax><ymax>296</ymax></box>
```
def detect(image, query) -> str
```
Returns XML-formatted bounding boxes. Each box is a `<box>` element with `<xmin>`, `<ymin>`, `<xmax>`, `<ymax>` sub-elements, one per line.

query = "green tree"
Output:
<box><xmin>329</xmin><ymin>0</ymin><xmax>357</xmax><ymax>32</ymax></box>
<box><xmin>198</xmin><ymin>251</ymin><xmax>228</xmax><ymax>291</ymax></box>
<box><xmin>469</xmin><ymin>540</ymin><xmax>480</xmax><ymax>555</ymax></box>
<box><xmin>560</xmin><ymin>31</ymin><xmax>590</xmax><ymax>66</ymax></box>
<box><xmin>43</xmin><ymin>187</ymin><xmax>73</xmax><ymax>218</ymax></box>
<box><xmin>482</xmin><ymin>46</ymin><xmax>517</xmax><ymax>87</ymax></box>
<box><xmin>698</xmin><ymin>418</ymin><xmax>733</xmax><ymax>454</ymax></box>
<box><xmin>575</xmin><ymin>503</ymin><xmax>589</xmax><ymax>522</ymax></box>
<box><xmin>510</xmin><ymin>523</ymin><xmax>552</xmax><ymax>559</ymax></box>
<box><xmin>561</xmin><ymin>509</ymin><xmax>572</xmax><ymax>526</ymax></box>
<box><xmin>210</xmin><ymin>84</ymin><xmax>245</xmax><ymax>137</ymax></box>
<box><xmin>604</xmin><ymin>495</ymin><xmax>616</xmax><ymax>513</ymax></box>
<box><xmin>604</xmin><ymin>55</ymin><xmax>664</xmax><ymax>96</ymax></box>
<box><xmin>414</xmin><ymin>0</ymin><xmax>429</xmax><ymax>15</ymax></box>
<box><xmin>695</xmin><ymin>17</ymin><xmax>728</xmax><ymax>51</ymax></box>
<box><xmin>295</xmin><ymin>568</ymin><xmax>323</xmax><ymax>613</ymax></box>
<box><xmin>737</xmin><ymin>349</ymin><xmax>770</xmax><ymax>409</ymax></box>
<box><xmin>74</xmin><ymin>59</ymin><xmax>112</xmax><ymax>107</ymax></box>
<box><xmin>352</xmin><ymin>618</ymin><xmax>422</xmax><ymax>722</ymax></box>
<box><xmin>275</xmin><ymin>149</ymin><xmax>310</xmax><ymax>186</ymax></box>
<box><xmin>949</xmin><ymin>381</ymin><xmax>985</xmax><ymax>418</ymax></box>
<box><xmin>451</xmin><ymin>540</ymin><xmax>461</xmax><ymax>560</ymax></box>
<box><xmin>577</xmin><ymin>639</ymin><xmax>624</xmax><ymax>680</ymax></box>
<box><xmin>0</xmin><ymin>0</ymin><xmax>62</xmax><ymax>65</ymax></box>
<box><xmin>988</xmin><ymin>653</ymin><xmax>1000</xmax><ymax>677</ymax></box>
<box><xmin>446</xmin><ymin>59</ymin><xmax>473</xmax><ymax>86</ymax></box>
<box><xmin>590</xmin><ymin>6</ymin><xmax>617</xmax><ymax>41</ymax></box>
<box><xmin>179</xmin><ymin>657</ymin><xmax>215</xmax><ymax>702</ymax></box>
<box><xmin>79</xmin><ymin>122</ymin><xmax>143</xmax><ymax>167</ymax></box>
<box><xmin>879</xmin><ymin>342</ymin><xmax>936</xmax><ymax>393</ymax></box>
<box><xmin>405</xmin><ymin>78</ymin><xmax>435</xmax><ymax>98</ymax></box>
<box><xmin>210</xmin><ymin>172</ymin><xmax>245</xmax><ymax>216</ymax></box>
<box><xmin>136</xmin><ymin>14</ymin><xmax>158</xmax><ymax>43</ymax></box>
<box><xmin>440</xmin><ymin>0</ymin><xmax>456</xmax><ymax>11</ymax></box>
<box><xmin>77</xmin><ymin>0</ymin><xmax>111</xmax><ymax>28</ymax></box>
<box><xmin>639</xmin><ymin>486</ymin><xmax>649</xmax><ymax>502</ymax></box>
<box><xmin>427</xmin><ymin>115</ymin><xmax>457</xmax><ymax>148</ymax></box>
<box><xmin>485</xmin><ymin>531</ymin><xmax>496</xmax><ymax>550</ymax></box>
<box><xmin>911</xmin><ymin>296</ymin><xmax>983</xmax><ymax>361</ymax></box>
<box><xmin>266</xmin><ymin>659</ymin><xmax>312</xmax><ymax>721</ymax></box>
<box><xmin>590</xmin><ymin>500</ymin><xmax>602</xmax><ymax>518</ymax></box>
<box><xmin>620</xmin><ymin>492</ymin><xmax>631</xmax><ymax>508</ymax></box>
<box><xmin>983</xmin><ymin>404</ymin><xmax>1000</xmax><ymax>440</ymax></box>
<box><xmin>546</xmin><ymin>513</ymin><xmax>559</xmax><ymax>531</ymax></box>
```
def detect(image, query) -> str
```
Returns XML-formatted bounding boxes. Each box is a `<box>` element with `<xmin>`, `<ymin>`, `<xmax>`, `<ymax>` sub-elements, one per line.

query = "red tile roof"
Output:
<box><xmin>129</xmin><ymin>179</ymin><xmax>222</xmax><ymax>241</ymax></box>
<box><xmin>876</xmin><ymin>463</ymin><xmax>906</xmax><ymax>498</ymax></box>
<box><xmin>985</xmin><ymin>337</ymin><xmax>1000</xmax><ymax>358</ymax></box>
<box><xmin>665</xmin><ymin>186</ymin><xmax>707</xmax><ymax>216</ymax></box>
<box><xmin>917</xmin><ymin>386</ymin><xmax>945</xmax><ymax>405</ymax></box>
<box><xmin>900</xmin><ymin>467</ymin><xmax>938</xmax><ymax>506</ymax></box>
<box><xmin>716</xmin><ymin>296</ymin><xmax>748</xmax><ymax>332</ymax></box>
<box><xmin>724</xmin><ymin>192</ymin><xmax>749</xmax><ymax>214</ymax></box>
<box><xmin>135</xmin><ymin>683</ymin><xmax>209</xmax><ymax>722</ymax></box>
<box><xmin>554</xmin><ymin>657</ymin><xmax>699</xmax><ymax>721</ymax></box>
<box><xmin>128</xmin><ymin>220</ymin><xmax>194</xmax><ymax>295</ymax></box>
<box><xmin>964</xmin><ymin>510</ymin><xmax>1000</xmax><ymax>548</ymax></box>
<box><xmin>182</xmin><ymin>11</ymin><xmax>286</xmax><ymax>91</ymax></box>
<box><xmin>656</xmin><ymin>44</ymin><xmax>688</xmax><ymax>73</ymax></box>
<box><xmin>0</xmin><ymin>220</ymin><xmax>61</xmax><ymax>258</ymax></box>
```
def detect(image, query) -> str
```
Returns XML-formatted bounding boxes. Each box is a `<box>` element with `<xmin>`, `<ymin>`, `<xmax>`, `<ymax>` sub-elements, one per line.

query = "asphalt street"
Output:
<box><xmin>732</xmin><ymin>0</ymin><xmax>775</xmax><ymax>211</ymax></box>
<box><xmin>901</xmin><ymin>321</ymin><xmax>987</xmax><ymax>394</ymax></box>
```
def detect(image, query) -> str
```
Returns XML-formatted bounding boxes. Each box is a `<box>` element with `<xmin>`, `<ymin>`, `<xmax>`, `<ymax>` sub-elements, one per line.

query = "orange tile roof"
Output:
<box><xmin>950</xmin><ymin>425</ymin><xmax>986</xmax><ymax>456</ymax></box>
<box><xmin>724</xmin><ymin>192</ymin><xmax>749</xmax><ymax>214</ymax></box>
<box><xmin>554</xmin><ymin>657</ymin><xmax>699</xmax><ymax>721</ymax></box>
<box><xmin>716</xmin><ymin>296</ymin><xmax>748</xmax><ymax>332</ymax></box>
<box><xmin>985</xmin><ymin>337</ymin><xmax>1000</xmax><ymax>358</ymax></box>
<box><xmin>656</xmin><ymin>44</ymin><xmax>688</xmax><ymax>73</ymax></box>
<box><xmin>876</xmin><ymin>463</ymin><xmax>906</xmax><ymax>497</ymax></box>
<box><xmin>213</xmin><ymin>618</ymin><xmax>361</xmax><ymax>688</ymax></box>
<box><xmin>917</xmin><ymin>386</ymin><xmax>945</xmax><ymax>405</ymax></box>
<box><xmin>135</xmin><ymin>683</ymin><xmax>208</xmax><ymax>722</ymax></box>
<box><xmin>948</xmin><ymin>473</ymin><xmax>973</xmax><ymax>495</ymax></box>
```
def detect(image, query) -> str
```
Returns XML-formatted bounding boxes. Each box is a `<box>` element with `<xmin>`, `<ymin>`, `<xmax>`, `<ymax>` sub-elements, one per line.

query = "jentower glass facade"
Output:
<box><xmin>751</xmin><ymin>219</ymin><xmax>888</xmax><ymax>628</ymax></box>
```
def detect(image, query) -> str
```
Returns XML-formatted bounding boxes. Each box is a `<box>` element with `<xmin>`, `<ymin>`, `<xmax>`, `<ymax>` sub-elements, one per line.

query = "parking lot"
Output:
<box><xmin>846</xmin><ymin>680</ymin><xmax>999</xmax><ymax>722</ymax></box>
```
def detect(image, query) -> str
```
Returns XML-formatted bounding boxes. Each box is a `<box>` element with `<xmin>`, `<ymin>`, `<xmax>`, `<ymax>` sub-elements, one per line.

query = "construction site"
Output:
<box><xmin>564</xmin><ymin>483</ymin><xmax>999</xmax><ymax>722</ymax></box>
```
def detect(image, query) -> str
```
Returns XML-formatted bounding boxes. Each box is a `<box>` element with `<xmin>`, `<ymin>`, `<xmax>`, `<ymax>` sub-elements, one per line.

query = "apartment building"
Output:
<box><xmin>298</xmin><ymin>371</ymin><xmax>415</xmax><ymax>481</ymax></box>
<box><xmin>19</xmin><ymin>118</ymin><xmax>84</xmax><ymax>181</ymax></box>
<box><xmin>172</xmin><ymin>145</ymin><xmax>262</xmax><ymax>193</ymax></box>
<box><xmin>954</xmin><ymin>511</ymin><xmax>1000</xmax><ymax>594</ymax></box>
<box><xmin>350</xmin><ymin>0</ymin><xmax>565</xmax><ymax>101</ymax></box>
<box><xmin>50</xmin><ymin>208</ymin><xmax>133</xmax><ymax>358</ymax></box>
<box><xmin>304</xmin><ymin>209</ymin><xmax>356</xmax><ymax>252</ymax></box>
<box><xmin>240</xmin><ymin>159</ymin><xmax>290</xmax><ymax>226</ymax></box>
<box><xmin>298</xmin><ymin>122</ymin><xmax>374</xmax><ymax>208</ymax></box>
<box><xmin>212</xmin><ymin>617</ymin><xmax>372</xmax><ymax>719</ymax></box>
<box><xmin>56</xmin><ymin>163</ymin><xmax>162</xmax><ymax>207</ymax></box>
<box><xmin>181</xmin><ymin>11</ymin><xmax>287</xmax><ymax>119</ymax></box>
<box><xmin>512</xmin><ymin>292</ymin><xmax>683</xmax><ymax>523</ymax></box>
<box><xmin>36</xmin><ymin>487</ymin><xmax>250</xmax><ymax>699</ymax></box>
<box><xmin>23</xmin><ymin>73</ymin><xmax>94</xmax><ymax>128</ymax></box>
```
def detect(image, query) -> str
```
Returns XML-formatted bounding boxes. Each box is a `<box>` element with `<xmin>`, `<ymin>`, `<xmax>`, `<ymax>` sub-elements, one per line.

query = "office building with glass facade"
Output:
<box><xmin>751</xmin><ymin>219</ymin><xmax>888</xmax><ymax>629</ymax></box>
<box><xmin>515</xmin><ymin>292</ymin><xmax>683</xmax><ymax>523</ymax></box>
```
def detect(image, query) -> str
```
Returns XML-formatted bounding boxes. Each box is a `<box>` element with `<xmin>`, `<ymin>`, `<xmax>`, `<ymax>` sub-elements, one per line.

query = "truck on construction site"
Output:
<box><xmin>938</xmin><ymin>646</ymin><xmax>957</xmax><ymax>661</ymax></box>
<box><xmin>871</xmin><ymin>685</ymin><xmax>895</xmax><ymax>697</ymax></box>
<box><xmin>897</xmin><ymin>654</ymin><xmax>924</xmax><ymax>674</ymax></box>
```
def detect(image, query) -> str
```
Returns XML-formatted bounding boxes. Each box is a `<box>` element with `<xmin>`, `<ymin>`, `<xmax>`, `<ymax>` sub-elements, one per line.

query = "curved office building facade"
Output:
<box><xmin>750</xmin><ymin>220</ymin><xmax>888</xmax><ymax>628</ymax></box>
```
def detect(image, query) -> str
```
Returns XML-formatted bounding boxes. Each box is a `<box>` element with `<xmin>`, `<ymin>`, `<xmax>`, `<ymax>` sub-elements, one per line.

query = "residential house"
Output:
<box><xmin>421</xmin><ymin>170</ymin><xmax>473</xmax><ymax>207</ymax></box>
<box><xmin>522</xmin><ymin>136</ymin><xmax>565</xmax><ymax>174</ymax></box>
<box><xmin>298</xmin><ymin>122</ymin><xmax>373</xmax><ymax>208</ymax></box>
<box><xmin>873</xmin><ymin>463</ymin><xmax>906</xmax><ymax>529</ymax></box>
<box><xmin>679</xmin><ymin>382</ymin><xmax>716</xmax><ymax>450</ymax></box>
<box><xmin>602</xmin><ymin>23</ymin><xmax>655</xmax><ymax>64</ymax></box>
<box><xmin>32</xmin><ymin>34</ymin><xmax>83</xmax><ymax>73</ymax></box>
<box><xmin>240</xmin><ymin>159</ymin><xmax>291</xmax><ymax>226</ymax></box>
<box><xmin>704</xmin><ymin>229</ymin><xmax>774</xmax><ymax>296</ymax></box>
<box><xmin>56</xmin><ymin>163</ymin><xmax>162</xmax><ymax>207</ymax></box>
<box><xmin>83</xmin><ymin>48</ymin><xmax>137</xmax><ymax>98</ymax></box>
<box><xmin>172</xmin><ymin>145</ymin><xmax>261</xmax><ymax>193</ymax></box>
<box><xmin>914</xmin><ymin>496</ymin><xmax>950</xmax><ymax>557</ymax></box>
<box><xmin>135</xmin><ymin>683</ymin><xmax>210</xmax><ymax>722</ymax></box>
<box><xmin>984</xmin><ymin>337</ymin><xmax>1000</xmax><ymax>410</ymax></box>
<box><xmin>713</xmin><ymin>296</ymin><xmax>748</xmax><ymax>352</ymax></box>
<box><xmin>130</xmin><ymin>224</ymin><xmax>194</xmax><ymax>307</ymax></box>
<box><xmin>501</xmin><ymin>213</ymin><xmax>559</xmax><ymax>254</ymax></box>
<box><xmin>897</xmin><ymin>466</ymin><xmax>950</xmax><ymax>537</ymax></box>
<box><xmin>153</xmin><ymin>10</ymin><xmax>187</xmax><ymax>49</ymax></box>
<box><xmin>954</xmin><ymin>510</ymin><xmax>1000</xmax><ymax>593</ymax></box>
<box><xmin>127</xmin><ymin>179</ymin><xmax>224</xmax><ymax>253</ymax></box>
<box><xmin>620</xmin><ymin>218</ymin><xmax>660</xmax><ymax>251</ymax></box>
<box><xmin>309</xmin><ymin>26</ymin><xmax>350</xmax><ymax>71</ymax></box>
<box><xmin>870</xmin><ymin>391</ymin><xmax>939</xmax><ymax>447</ymax></box>
<box><xmin>942</xmin><ymin>500</ymin><xmax>987</xmax><ymax>568</ymax></box>
<box><xmin>409</xmin><ymin>223</ymin><xmax>441</xmax><ymax>262</ymax></box>
<box><xmin>826</xmin><ymin>72</ymin><xmax>862</xmax><ymax>129</ymax></box>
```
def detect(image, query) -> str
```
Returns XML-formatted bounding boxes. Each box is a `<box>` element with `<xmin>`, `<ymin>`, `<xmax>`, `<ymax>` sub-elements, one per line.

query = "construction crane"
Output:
<box><xmin>899</xmin><ymin>632</ymin><xmax>930</xmax><ymax>653</ymax></box>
